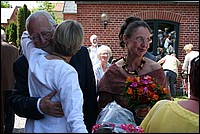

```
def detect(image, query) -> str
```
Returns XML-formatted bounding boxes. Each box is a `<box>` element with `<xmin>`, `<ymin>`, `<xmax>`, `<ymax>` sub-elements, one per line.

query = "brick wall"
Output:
<box><xmin>65</xmin><ymin>2</ymin><xmax>199</xmax><ymax>90</ymax></box>
<box><xmin>63</xmin><ymin>13</ymin><xmax>77</xmax><ymax>21</ymax></box>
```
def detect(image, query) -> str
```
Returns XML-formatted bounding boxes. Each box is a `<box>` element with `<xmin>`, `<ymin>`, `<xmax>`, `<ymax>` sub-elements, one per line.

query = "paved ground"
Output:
<box><xmin>12</xmin><ymin>114</ymin><xmax>26</xmax><ymax>133</ymax></box>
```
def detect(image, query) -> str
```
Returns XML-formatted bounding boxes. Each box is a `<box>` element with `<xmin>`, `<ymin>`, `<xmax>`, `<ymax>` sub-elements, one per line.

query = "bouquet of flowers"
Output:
<box><xmin>123</xmin><ymin>75</ymin><xmax>170</xmax><ymax>110</ymax></box>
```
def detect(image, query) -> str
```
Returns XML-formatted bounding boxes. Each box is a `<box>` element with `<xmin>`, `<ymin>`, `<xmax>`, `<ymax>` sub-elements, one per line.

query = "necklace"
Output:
<box><xmin>122</xmin><ymin>57</ymin><xmax>146</xmax><ymax>75</ymax></box>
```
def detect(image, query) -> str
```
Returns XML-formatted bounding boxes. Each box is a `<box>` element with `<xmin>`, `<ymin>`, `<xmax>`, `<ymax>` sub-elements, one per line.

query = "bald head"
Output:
<box><xmin>25</xmin><ymin>10</ymin><xmax>56</xmax><ymax>34</ymax></box>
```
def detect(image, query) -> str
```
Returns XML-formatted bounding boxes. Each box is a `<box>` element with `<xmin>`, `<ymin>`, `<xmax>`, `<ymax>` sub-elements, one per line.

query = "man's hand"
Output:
<box><xmin>40</xmin><ymin>90</ymin><xmax>64</xmax><ymax>117</ymax></box>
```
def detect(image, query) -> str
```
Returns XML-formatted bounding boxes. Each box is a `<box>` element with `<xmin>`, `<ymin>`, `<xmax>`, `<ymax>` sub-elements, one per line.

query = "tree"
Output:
<box><xmin>7</xmin><ymin>21</ymin><xmax>17</xmax><ymax>46</ymax></box>
<box><xmin>32</xmin><ymin>1</ymin><xmax>62</xmax><ymax>24</ymax></box>
<box><xmin>34</xmin><ymin>1</ymin><xmax>55</xmax><ymax>18</ymax></box>
<box><xmin>1</xmin><ymin>25</ymin><xmax>6</xmax><ymax>32</ymax></box>
<box><xmin>16</xmin><ymin>4</ymin><xmax>31</xmax><ymax>53</ymax></box>
<box><xmin>1</xmin><ymin>1</ymin><xmax>10</xmax><ymax>8</ymax></box>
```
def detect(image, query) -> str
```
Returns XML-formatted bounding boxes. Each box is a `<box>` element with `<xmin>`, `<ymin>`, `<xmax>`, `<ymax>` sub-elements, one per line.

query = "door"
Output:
<box><xmin>145</xmin><ymin>20</ymin><xmax>179</xmax><ymax>59</ymax></box>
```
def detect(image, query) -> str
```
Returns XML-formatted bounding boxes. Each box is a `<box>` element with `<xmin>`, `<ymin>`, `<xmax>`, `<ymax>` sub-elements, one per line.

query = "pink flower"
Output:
<box><xmin>130</xmin><ymin>82</ymin><xmax>138</xmax><ymax>87</ymax></box>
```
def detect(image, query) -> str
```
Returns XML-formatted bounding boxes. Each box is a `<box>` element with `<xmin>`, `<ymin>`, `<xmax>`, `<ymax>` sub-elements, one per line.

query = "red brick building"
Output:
<box><xmin>1</xmin><ymin>6</ymin><xmax>19</xmax><ymax>29</ymax></box>
<box><xmin>63</xmin><ymin>1</ymin><xmax>199</xmax><ymax>92</ymax></box>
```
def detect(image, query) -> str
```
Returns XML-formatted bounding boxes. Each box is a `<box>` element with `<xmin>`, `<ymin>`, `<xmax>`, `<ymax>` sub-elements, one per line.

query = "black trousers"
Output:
<box><xmin>3</xmin><ymin>91</ymin><xmax>15</xmax><ymax>133</ymax></box>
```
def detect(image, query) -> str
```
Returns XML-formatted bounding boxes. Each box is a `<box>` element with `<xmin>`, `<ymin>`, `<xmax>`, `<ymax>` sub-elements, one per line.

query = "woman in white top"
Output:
<box><xmin>182</xmin><ymin>44</ymin><xmax>199</xmax><ymax>98</ymax></box>
<box><xmin>21</xmin><ymin>10</ymin><xmax>87</xmax><ymax>133</ymax></box>
<box><xmin>157</xmin><ymin>51</ymin><xmax>181</xmax><ymax>97</ymax></box>
<box><xmin>93</xmin><ymin>45</ymin><xmax>112</xmax><ymax>90</ymax></box>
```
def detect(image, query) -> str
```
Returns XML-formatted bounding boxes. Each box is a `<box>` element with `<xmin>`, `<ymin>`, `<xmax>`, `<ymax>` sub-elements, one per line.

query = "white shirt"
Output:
<box><xmin>21</xmin><ymin>31</ymin><xmax>88</xmax><ymax>133</ymax></box>
<box><xmin>182</xmin><ymin>51</ymin><xmax>199</xmax><ymax>74</ymax></box>
<box><xmin>93</xmin><ymin>63</ymin><xmax>111</xmax><ymax>83</ymax></box>
<box><xmin>164</xmin><ymin>38</ymin><xmax>171</xmax><ymax>49</ymax></box>
<box><xmin>88</xmin><ymin>46</ymin><xmax>100</xmax><ymax>66</ymax></box>
<box><xmin>160</xmin><ymin>54</ymin><xmax>181</xmax><ymax>77</ymax></box>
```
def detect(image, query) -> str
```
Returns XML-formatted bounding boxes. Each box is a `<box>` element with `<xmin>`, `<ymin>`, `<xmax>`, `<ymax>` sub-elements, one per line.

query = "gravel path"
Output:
<box><xmin>12</xmin><ymin>114</ymin><xmax>26</xmax><ymax>133</ymax></box>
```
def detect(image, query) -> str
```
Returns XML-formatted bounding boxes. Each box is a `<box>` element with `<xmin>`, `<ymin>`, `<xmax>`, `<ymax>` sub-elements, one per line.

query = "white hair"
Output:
<box><xmin>25</xmin><ymin>10</ymin><xmax>56</xmax><ymax>34</ymax></box>
<box><xmin>184</xmin><ymin>44</ymin><xmax>193</xmax><ymax>51</ymax></box>
<box><xmin>90</xmin><ymin>34</ymin><xmax>97</xmax><ymax>43</ymax></box>
<box><xmin>97</xmin><ymin>45</ymin><xmax>112</xmax><ymax>59</ymax></box>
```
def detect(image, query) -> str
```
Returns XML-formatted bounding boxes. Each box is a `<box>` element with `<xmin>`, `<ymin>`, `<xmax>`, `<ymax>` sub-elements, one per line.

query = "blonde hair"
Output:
<box><xmin>183</xmin><ymin>44</ymin><xmax>193</xmax><ymax>51</ymax></box>
<box><xmin>97</xmin><ymin>45</ymin><xmax>112</xmax><ymax>60</ymax></box>
<box><xmin>53</xmin><ymin>20</ymin><xmax>84</xmax><ymax>56</ymax></box>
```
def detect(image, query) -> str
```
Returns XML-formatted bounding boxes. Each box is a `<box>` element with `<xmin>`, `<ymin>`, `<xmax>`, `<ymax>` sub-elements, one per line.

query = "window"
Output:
<box><xmin>145</xmin><ymin>20</ymin><xmax>179</xmax><ymax>58</ymax></box>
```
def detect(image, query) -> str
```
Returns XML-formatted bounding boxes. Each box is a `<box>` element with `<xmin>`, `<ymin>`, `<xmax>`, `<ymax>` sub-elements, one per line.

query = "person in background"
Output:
<box><xmin>163</xmin><ymin>27</ymin><xmax>169</xmax><ymax>37</ymax></box>
<box><xmin>144</xmin><ymin>51</ymin><xmax>160</xmax><ymax>62</ymax></box>
<box><xmin>140</xmin><ymin>55</ymin><xmax>199</xmax><ymax>133</ymax></box>
<box><xmin>9</xmin><ymin>10</ymin><xmax>97</xmax><ymax>133</ymax></box>
<box><xmin>97</xmin><ymin>16</ymin><xmax>170</xmax><ymax>125</ymax></box>
<box><xmin>157</xmin><ymin>50</ymin><xmax>181</xmax><ymax>98</ymax></box>
<box><xmin>157</xmin><ymin>29</ymin><xmax>163</xmax><ymax>47</ymax></box>
<box><xmin>88</xmin><ymin>34</ymin><xmax>101</xmax><ymax>66</ymax></box>
<box><xmin>167</xmin><ymin>44</ymin><xmax>175</xmax><ymax>54</ymax></box>
<box><xmin>93</xmin><ymin>45</ymin><xmax>112</xmax><ymax>91</ymax></box>
<box><xmin>163</xmin><ymin>34</ymin><xmax>173</xmax><ymax>54</ymax></box>
<box><xmin>182</xmin><ymin>43</ymin><xmax>199</xmax><ymax>98</ymax></box>
<box><xmin>1</xmin><ymin>29</ymin><xmax>19</xmax><ymax>133</ymax></box>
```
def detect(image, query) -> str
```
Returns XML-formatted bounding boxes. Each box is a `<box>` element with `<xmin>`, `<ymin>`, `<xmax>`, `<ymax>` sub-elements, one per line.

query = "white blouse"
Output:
<box><xmin>21</xmin><ymin>31</ymin><xmax>88</xmax><ymax>133</ymax></box>
<box><xmin>93</xmin><ymin>63</ymin><xmax>111</xmax><ymax>83</ymax></box>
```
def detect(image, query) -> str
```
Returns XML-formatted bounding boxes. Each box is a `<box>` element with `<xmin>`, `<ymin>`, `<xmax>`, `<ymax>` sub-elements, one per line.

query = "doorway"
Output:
<box><xmin>145</xmin><ymin>20</ymin><xmax>180</xmax><ymax>58</ymax></box>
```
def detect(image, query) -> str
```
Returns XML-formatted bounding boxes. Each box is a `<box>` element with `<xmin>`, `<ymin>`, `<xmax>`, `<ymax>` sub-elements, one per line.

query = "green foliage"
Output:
<box><xmin>32</xmin><ymin>1</ymin><xmax>62</xmax><ymax>24</ymax></box>
<box><xmin>5</xmin><ymin>28</ymin><xmax>9</xmax><ymax>42</ymax></box>
<box><xmin>35</xmin><ymin>1</ymin><xmax>55</xmax><ymax>19</ymax></box>
<box><xmin>7</xmin><ymin>21</ymin><xmax>17</xmax><ymax>46</ymax></box>
<box><xmin>16</xmin><ymin>4</ymin><xmax>31</xmax><ymax>49</ymax></box>
<box><xmin>55</xmin><ymin>18</ymin><xmax>63</xmax><ymax>24</ymax></box>
<box><xmin>17</xmin><ymin>8</ymin><xmax>25</xmax><ymax>47</ymax></box>
<box><xmin>1</xmin><ymin>1</ymin><xmax>9</xmax><ymax>8</ymax></box>
<box><xmin>1</xmin><ymin>25</ymin><xmax>6</xmax><ymax>31</ymax></box>
<box><xmin>23</xmin><ymin>4</ymin><xmax>31</xmax><ymax>20</ymax></box>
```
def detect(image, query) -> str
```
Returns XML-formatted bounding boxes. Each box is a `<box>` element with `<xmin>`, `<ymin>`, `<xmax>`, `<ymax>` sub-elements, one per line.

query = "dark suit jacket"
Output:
<box><xmin>9</xmin><ymin>46</ymin><xmax>98</xmax><ymax>132</ymax></box>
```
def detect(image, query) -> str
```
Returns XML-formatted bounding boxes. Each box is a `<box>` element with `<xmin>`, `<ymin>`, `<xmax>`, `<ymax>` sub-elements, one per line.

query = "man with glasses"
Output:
<box><xmin>10</xmin><ymin>10</ymin><xmax>98</xmax><ymax>133</ymax></box>
<box><xmin>28</xmin><ymin>26</ymin><xmax>55</xmax><ymax>44</ymax></box>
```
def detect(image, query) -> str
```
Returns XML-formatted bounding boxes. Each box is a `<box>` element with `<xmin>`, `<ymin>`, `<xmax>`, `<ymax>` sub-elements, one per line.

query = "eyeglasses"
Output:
<box><xmin>28</xmin><ymin>27</ymin><xmax>55</xmax><ymax>42</ymax></box>
<box><xmin>132</xmin><ymin>36</ymin><xmax>152</xmax><ymax>44</ymax></box>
